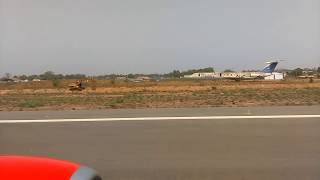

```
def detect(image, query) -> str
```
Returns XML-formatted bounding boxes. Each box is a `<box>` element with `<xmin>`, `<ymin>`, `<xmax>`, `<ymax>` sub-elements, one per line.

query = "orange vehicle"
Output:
<box><xmin>0</xmin><ymin>155</ymin><xmax>102</xmax><ymax>180</ymax></box>
<box><xmin>68</xmin><ymin>80</ymin><xmax>85</xmax><ymax>91</ymax></box>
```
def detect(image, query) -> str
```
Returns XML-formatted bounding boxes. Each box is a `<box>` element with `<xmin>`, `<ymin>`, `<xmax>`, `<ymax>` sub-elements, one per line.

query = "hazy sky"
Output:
<box><xmin>0</xmin><ymin>0</ymin><xmax>319</xmax><ymax>75</ymax></box>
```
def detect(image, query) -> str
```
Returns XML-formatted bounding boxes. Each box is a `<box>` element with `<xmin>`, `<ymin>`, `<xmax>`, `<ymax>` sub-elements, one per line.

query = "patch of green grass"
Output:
<box><xmin>19</xmin><ymin>99</ymin><xmax>44</xmax><ymax>108</ymax></box>
<box><xmin>104</xmin><ymin>97</ymin><xmax>125</xmax><ymax>108</ymax></box>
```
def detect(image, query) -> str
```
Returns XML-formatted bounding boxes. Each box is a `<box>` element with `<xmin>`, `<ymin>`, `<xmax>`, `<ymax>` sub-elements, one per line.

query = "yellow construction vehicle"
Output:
<box><xmin>68</xmin><ymin>80</ymin><xmax>85</xmax><ymax>91</ymax></box>
<box><xmin>68</xmin><ymin>78</ymin><xmax>96</xmax><ymax>91</ymax></box>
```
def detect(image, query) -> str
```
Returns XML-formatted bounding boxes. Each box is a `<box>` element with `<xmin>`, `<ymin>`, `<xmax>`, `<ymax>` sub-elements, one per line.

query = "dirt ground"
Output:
<box><xmin>0</xmin><ymin>79</ymin><xmax>320</xmax><ymax>111</ymax></box>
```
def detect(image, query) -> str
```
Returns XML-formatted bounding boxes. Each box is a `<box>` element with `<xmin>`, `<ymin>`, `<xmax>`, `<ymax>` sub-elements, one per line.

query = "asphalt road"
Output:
<box><xmin>1</xmin><ymin>106</ymin><xmax>320</xmax><ymax>180</ymax></box>
<box><xmin>1</xmin><ymin>105</ymin><xmax>320</xmax><ymax>120</ymax></box>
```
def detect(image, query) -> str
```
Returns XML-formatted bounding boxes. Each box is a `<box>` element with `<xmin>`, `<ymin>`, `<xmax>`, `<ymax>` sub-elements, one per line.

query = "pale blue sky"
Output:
<box><xmin>0</xmin><ymin>0</ymin><xmax>319</xmax><ymax>75</ymax></box>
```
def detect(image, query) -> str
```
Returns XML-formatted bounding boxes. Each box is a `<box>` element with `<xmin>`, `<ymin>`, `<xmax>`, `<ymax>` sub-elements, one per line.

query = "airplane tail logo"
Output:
<box><xmin>262</xmin><ymin>62</ymin><xmax>278</xmax><ymax>73</ymax></box>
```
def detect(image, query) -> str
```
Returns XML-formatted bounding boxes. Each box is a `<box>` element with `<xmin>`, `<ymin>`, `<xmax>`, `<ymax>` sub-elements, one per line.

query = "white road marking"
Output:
<box><xmin>0</xmin><ymin>115</ymin><xmax>320</xmax><ymax>123</ymax></box>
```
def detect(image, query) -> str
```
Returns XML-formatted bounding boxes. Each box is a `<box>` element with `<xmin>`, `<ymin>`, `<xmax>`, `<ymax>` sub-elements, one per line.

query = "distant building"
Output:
<box><xmin>0</xmin><ymin>77</ymin><xmax>22</xmax><ymax>82</ymax></box>
<box><xmin>115</xmin><ymin>77</ymin><xmax>126</xmax><ymax>80</ymax></box>
<box><xmin>0</xmin><ymin>78</ymin><xmax>14</xmax><ymax>82</ymax></box>
<box><xmin>128</xmin><ymin>76</ymin><xmax>152</xmax><ymax>83</ymax></box>
<box><xmin>136</xmin><ymin>76</ymin><xmax>152</xmax><ymax>81</ymax></box>
<box><xmin>264</xmin><ymin>73</ymin><xmax>285</xmax><ymax>80</ymax></box>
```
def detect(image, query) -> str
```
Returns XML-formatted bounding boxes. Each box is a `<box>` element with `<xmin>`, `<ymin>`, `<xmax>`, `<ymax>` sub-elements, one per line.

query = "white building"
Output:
<box><xmin>264</xmin><ymin>72</ymin><xmax>285</xmax><ymax>80</ymax></box>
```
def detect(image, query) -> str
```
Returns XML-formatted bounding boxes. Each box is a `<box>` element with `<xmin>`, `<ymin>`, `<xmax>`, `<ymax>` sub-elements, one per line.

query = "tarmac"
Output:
<box><xmin>1</xmin><ymin>105</ymin><xmax>320</xmax><ymax>120</ymax></box>
<box><xmin>1</xmin><ymin>106</ymin><xmax>320</xmax><ymax>180</ymax></box>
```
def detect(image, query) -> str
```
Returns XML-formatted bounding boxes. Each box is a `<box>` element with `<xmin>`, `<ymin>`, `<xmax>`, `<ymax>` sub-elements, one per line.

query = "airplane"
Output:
<box><xmin>221</xmin><ymin>61</ymin><xmax>279</xmax><ymax>81</ymax></box>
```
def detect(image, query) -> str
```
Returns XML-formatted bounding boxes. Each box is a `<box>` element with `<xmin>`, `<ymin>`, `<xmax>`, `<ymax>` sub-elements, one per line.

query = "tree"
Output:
<box><xmin>127</xmin><ymin>74</ymin><xmax>135</xmax><ymax>78</ymax></box>
<box><xmin>199</xmin><ymin>67</ymin><xmax>214</xmax><ymax>73</ymax></box>
<box><xmin>39</xmin><ymin>71</ymin><xmax>56</xmax><ymax>80</ymax></box>
<box><xmin>171</xmin><ymin>70</ymin><xmax>181</xmax><ymax>78</ymax></box>
<box><xmin>224</xmin><ymin>69</ymin><xmax>234</xmax><ymax>72</ymax></box>
<box><xmin>19</xmin><ymin>75</ymin><xmax>28</xmax><ymax>80</ymax></box>
<box><xmin>292</xmin><ymin>68</ymin><xmax>303</xmax><ymax>77</ymax></box>
<box><xmin>4</xmin><ymin>73</ymin><xmax>11</xmax><ymax>79</ymax></box>
<box><xmin>182</xmin><ymin>67</ymin><xmax>215</xmax><ymax>76</ymax></box>
<box><xmin>65</xmin><ymin>74</ymin><xmax>86</xmax><ymax>79</ymax></box>
<box><xmin>27</xmin><ymin>75</ymin><xmax>40</xmax><ymax>81</ymax></box>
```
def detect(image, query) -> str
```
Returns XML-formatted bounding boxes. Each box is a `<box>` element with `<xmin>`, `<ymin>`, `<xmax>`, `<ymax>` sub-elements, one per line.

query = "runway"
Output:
<box><xmin>1</xmin><ymin>106</ymin><xmax>320</xmax><ymax>180</ymax></box>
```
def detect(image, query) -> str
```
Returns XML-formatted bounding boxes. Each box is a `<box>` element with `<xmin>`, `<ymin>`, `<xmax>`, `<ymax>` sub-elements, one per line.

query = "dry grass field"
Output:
<box><xmin>0</xmin><ymin>79</ymin><xmax>320</xmax><ymax>111</ymax></box>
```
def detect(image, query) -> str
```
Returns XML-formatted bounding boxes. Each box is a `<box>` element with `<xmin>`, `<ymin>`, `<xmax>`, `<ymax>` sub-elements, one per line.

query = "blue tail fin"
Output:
<box><xmin>262</xmin><ymin>62</ymin><xmax>278</xmax><ymax>73</ymax></box>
